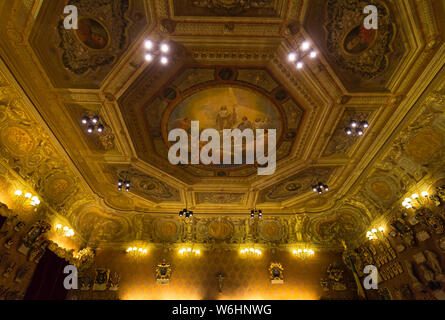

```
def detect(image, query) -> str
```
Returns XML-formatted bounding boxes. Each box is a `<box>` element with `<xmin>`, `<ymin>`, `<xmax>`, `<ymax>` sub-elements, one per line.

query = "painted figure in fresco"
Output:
<box><xmin>216</xmin><ymin>105</ymin><xmax>237</xmax><ymax>130</ymax></box>
<box><xmin>237</xmin><ymin>116</ymin><xmax>252</xmax><ymax>130</ymax></box>
<box><xmin>344</xmin><ymin>25</ymin><xmax>376</xmax><ymax>54</ymax></box>
<box><xmin>76</xmin><ymin>18</ymin><xmax>109</xmax><ymax>49</ymax></box>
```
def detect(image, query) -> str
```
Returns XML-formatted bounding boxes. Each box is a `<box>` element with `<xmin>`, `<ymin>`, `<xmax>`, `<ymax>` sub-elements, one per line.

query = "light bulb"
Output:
<box><xmin>145</xmin><ymin>53</ymin><xmax>153</xmax><ymax>62</ymax></box>
<box><xmin>412</xmin><ymin>193</ymin><xmax>419</xmax><ymax>199</ymax></box>
<box><xmin>91</xmin><ymin>116</ymin><xmax>99</xmax><ymax>124</ymax></box>
<box><xmin>97</xmin><ymin>125</ymin><xmax>104</xmax><ymax>133</ymax></box>
<box><xmin>56</xmin><ymin>224</ymin><xmax>62</xmax><ymax>230</ymax></box>
<box><xmin>143</xmin><ymin>249</ymin><xmax>147</xmax><ymax>254</ymax></box>
<box><xmin>298</xmin><ymin>249</ymin><xmax>302</xmax><ymax>253</ymax></box>
<box><xmin>357</xmin><ymin>128</ymin><xmax>364</xmax><ymax>136</ymax></box>
<box><xmin>345</xmin><ymin>127</ymin><xmax>352</xmax><ymax>135</ymax></box>
<box><xmin>81</xmin><ymin>117</ymin><xmax>89</xmax><ymax>124</ymax></box>
<box><xmin>160</xmin><ymin>43</ymin><xmax>169</xmax><ymax>53</ymax></box>
<box><xmin>87</xmin><ymin>125</ymin><xmax>94</xmax><ymax>133</ymax></box>
<box><xmin>404</xmin><ymin>198</ymin><xmax>412</xmax><ymax>203</ymax></box>
<box><xmin>296</xmin><ymin>61</ymin><xmax>303</xmax><ymax>69</ymax></box>
<box><xmin>133</xmin><ymin>247</ymin><xmax>137</xmax><ymax>251</ymax></box>
<box><xmin>144</xmin><ymin>40</ymin><xmax>153</xmax><ymax>50</ymax></box>
<box><xmin>127</xmin><ymin>247</ymin><xmax>132</xmax><ymax>252</ymax></box>
<box><xmin>301</xmin><ymin>41</ymin><xmax>310</xmax><ymax>51</ymax></box>
<box><xmin>378</xmin><ymin>227</ymin><xmax>384</xmax><ymax>232</ymax></box>
<box><xmin>14</xmin><ymin>190</ymin><xmax>22</xmax><ymax>196</ymax></box>
<box><xmin>24</xmin><ymin>193</ymin><xmax>32</xmax><ymax>199</ymax></box>
<box><xmin>288</xmin><ymin>52</ymin><xmax>297</xmax><ymax>62</ymax></box>
<box><xmin>350</xmin><ymin>120</ymin><xmax>357</xmax><ymax>128</ymax></box>
<box><xmin>160</xmin><ymin>56</ymin><xmax>168</xmax><ymax>65</ymax></box>
<box><xmin>372</xmin><ymin>228</ymin><xmax>377</xmax><ymax>233</ymax></box>
<box><xmin>310</xmin><ymin>50</ymin><xmax>317</xmax><ymax>58</ymax></box>
<box><xmin>422</xmin><ymin>191</ymin><xmax>429</xmax><ymax>197</ymax></box>
<box><xmin>187</xmin><ymin>248</ymin><xmax>191</xmax><ymax>252</ymax></box>
<box><xmin>63</xmin><ymin>226</ymin><xmax>69</xmax><ymax>231</ymax></box>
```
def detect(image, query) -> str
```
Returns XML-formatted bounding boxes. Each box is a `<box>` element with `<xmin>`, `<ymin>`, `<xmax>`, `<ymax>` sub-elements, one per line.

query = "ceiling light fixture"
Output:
<box><xmin>345</xmin><ymin>119</ymin><xmax>369</xmax><ymax>137</ymax></box>
<box><xmin>15</xmin><ymin>190</ymin><xmax>40</xmax><ymax>206</ymax></box>
<box><xmin>312</xmin><ymin>182</ymin><xmax>329</xmax><ymax>195</ymax></box>
<box><xmin>179</xmin><ymin>208</ymin><xmax>194</xmax><ymax>219</ymax></box>
<box><xmin>81</xmin><ymin>115</ymin><xmax>105</xmax><ymax>135</ymax></box>
<box><xmin>250</xmin><ymin>209</ymin><xmax>263</xmax><ymax>219</ymax></box>
<box><xmin>143</xmin><ymin>39</ymin><xmax>171</xmax><ymax>65</ymax></box>
<box><xmin>292</xmin><ymin>248</ymin><xmax>315</xmax><ymax>259</ymax></box>
<box><xmin>287</xmin><ymin>39</ymin><xmax>318</xmax><ymax>70</ymax></box>
<box><xmin>117</xmin><ymin>179</ymin><xmax>131</xmax><ymax>192</ymax></box>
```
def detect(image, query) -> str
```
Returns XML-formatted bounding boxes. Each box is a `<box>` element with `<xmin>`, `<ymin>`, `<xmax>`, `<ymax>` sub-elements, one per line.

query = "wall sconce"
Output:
<box><xmin>240</xmin><ymin>248</ymin><xmax>262</xmax><ymax>256</ymax></box>
<box><xmin>366</xmin><ymin>226</ymin><xmax>385</xmax><ymax>241</ymax></box>
<box><xmin>126</xmin><ymin>247</ymin><xmax>148</xmax><ymax>255</ymax></box>
<box><xmin>292</xmin><ymin>248</ymin><xmax>315</xmax><ymax>259</ymax></box>
<box><xmin>55</xmin><ymin>224</ymin><xmax>75</xmax><ymax>237</ymax></box>
<box><xmin>402</xmin><ymin>191</ymin><xmax>429</xmax><ymax>209</ymax></box>
<box><xmin>14</xmin><ymin>190</ymin><xmax>40</xmax><ymax>207</ymax></box>
<box><xmin>178</xmin><ymin>247</ymin><xmax>201</xmax><ymax>256</ymax></box>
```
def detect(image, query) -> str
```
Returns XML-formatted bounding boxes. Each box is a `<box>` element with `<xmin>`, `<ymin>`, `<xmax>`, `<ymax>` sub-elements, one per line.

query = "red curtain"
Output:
<box><xmin>24</xmin><ymin>250</ymin><xmax>69</xmax><ymax>300</ymax></box>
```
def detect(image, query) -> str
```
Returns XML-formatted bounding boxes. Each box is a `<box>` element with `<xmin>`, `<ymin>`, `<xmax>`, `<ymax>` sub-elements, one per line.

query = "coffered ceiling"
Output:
<box><xmin>0</xmin><ymin>0</ymin><xmax>443</xmax><ymax>250</ymax></box>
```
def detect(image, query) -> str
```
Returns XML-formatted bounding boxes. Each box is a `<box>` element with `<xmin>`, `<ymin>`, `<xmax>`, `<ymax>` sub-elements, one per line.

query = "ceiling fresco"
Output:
<box><xmin>0</xmin><ymin>0</ymin><xmax>443</xmax><ymax>250</ymax></box>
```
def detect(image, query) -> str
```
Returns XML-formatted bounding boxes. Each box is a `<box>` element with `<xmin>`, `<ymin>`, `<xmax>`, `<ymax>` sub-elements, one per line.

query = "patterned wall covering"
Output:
<box><xmin>66</xmin><ymin>248</ymin><xmax>357</xmax><ymax>300</ymax></box>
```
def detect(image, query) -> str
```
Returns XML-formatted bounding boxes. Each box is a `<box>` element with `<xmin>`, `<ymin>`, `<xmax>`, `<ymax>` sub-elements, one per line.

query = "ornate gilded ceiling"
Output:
<box><xmin>0</xmin><ymin>0</ymin><xmax>443</xmax><ymax>250</ymax></box>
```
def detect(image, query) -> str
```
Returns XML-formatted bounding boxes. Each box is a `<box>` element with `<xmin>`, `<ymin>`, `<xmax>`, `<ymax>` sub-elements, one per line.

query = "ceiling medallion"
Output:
<box><xmin>192</xmin><ymin>0</ymin><xmax>273</xmax><ymax>14</ymax></box>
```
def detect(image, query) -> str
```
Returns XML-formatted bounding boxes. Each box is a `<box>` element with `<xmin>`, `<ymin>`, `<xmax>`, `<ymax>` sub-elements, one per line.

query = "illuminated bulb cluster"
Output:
<box><xmin>240</xmin><ymin>248</ymin><xmax>262</xmax><ymax>256</ymax></box>
<box><xmin>81</xmin><ymin>115</ymin><xmax>104</xmax><ymax>134</ymax></box>
<box><xmin>178</xmin><ymin>248</ymin><xmax>201</xmax><ymax>256</ymax></box>
<box><xmin>118</xmin><ymin>180</ymin><xmax>131</xmax><ymax>192</ymax></box>
<box><xmin>345</xmin><ymin>120</ymin><xmax>369</xmax><ymax>136</ymax></box>
<box><xmin>402</xmin><ymin>192</ymin><xmax>429</xmax><ymax>209</ymax></box>
<box><xmin>144</xmin><ymin>39</ymin><xmax>170</xmax><ymax>65</ymax></box>
<box><xmin>126</xmin><ymin>247</ymin><xmax>148</xmax><ymax>255</ymax></box>
<box><xmin>14</xmin><ymin>190</ymin><xmax>40</xmax><ymax>206</ymax></box>
<box><xmin>250</xmin><ymin>209</ymin><xmax>263</xmax><ymax>219</ymax></box>
<box><xmin>312</xmin><ymin>182</ymin><xmax>329</xmax><ymax>195</ymax></box>
<box><xmin>55</xmin><ymin>224</ymin><xmax>75</xmax><ymax>237</ymax></box>
<box><xmin>287</xmin><ymin>40</ymin><xmax>317</xmax><ymax>70</ymax></box>
<box><xmin>179</xmin><ymin>209</ymin><xmax>193</xmax><ymax>218</ymax></box>
<box><xmin>366</xmin><ymin>227</ymin><xmax>385</xmax><ymax>240</ymax></box>
<box><xmin>293</xmin><ymin>248</ymin><xmax>315</xmax><ymax>259</ymax></box>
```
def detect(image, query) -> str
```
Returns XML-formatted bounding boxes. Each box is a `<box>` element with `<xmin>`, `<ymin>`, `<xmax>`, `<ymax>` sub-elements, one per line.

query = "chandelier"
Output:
<box><xmin>402</xmin><ymin>191</ymin><xmax>429</xmax><ymax>209</ymax></box>
<box><xmin>178</xmin><ymin>247</ymin><xmax>201</xmax><ymax>256</ymax></box>
<box><xmin>81</xmin><ymin>115</ymin><xmax>104</xmax><ymax>134</ymax></box>
<box><xmin>144</xmin><ymin>39</ymin><xmax>171</xmax><ymax>65</ymax></box>
<box><xmin>55</xmin><ymin>224</ymin><xmax>75</xmax><ymax>237</ymax></box>
<box><xmin>240</xmin><ymin>247</ymin><xmax>262</xmax><ymax>256</ymax></box>
<box><xmin>126</xmin><ymin>247</ymin><xmax>148</xmax><ymax>256</ymax></box>
<box><xmin>366</xmin><ymin>227</ymin><xmax>385</xmax><ymax>241</ymax></box>
<box><xmin>179</xmin><ymin>208</ymin><xmax>194</xmax><ymax>218</ymax></box>
<box><xmin>250</xmin><ymin>209</ymin><xmax>263</xmax><ymax>219</ymax></box>
<box><xmin>345</xmin><ymin>120</ymin><xmax>369</xmax><ymax>136</ymax></box>
<box><xmin>292</xmin><ymin>248</ymin><xmax>315</xmax><ymax>259</ymax></box>
<box><xmin>312</xmin><ymin>182</ymin><xmax>329</xmax><ymax>195</ymax></box>
<box><xmin>287</xmin><ymin>40</ymin><xmax>318</xmax><ymax>70</ymax></box>
<box><xmin>14</xmin><ymin>190</ymin><xmax>40</xmax><ymax>207</ymax></box>
<box><xmin>117</xmin><ymin>179</ymin><xmax>131</xmax><ymax>192</ymax></box>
